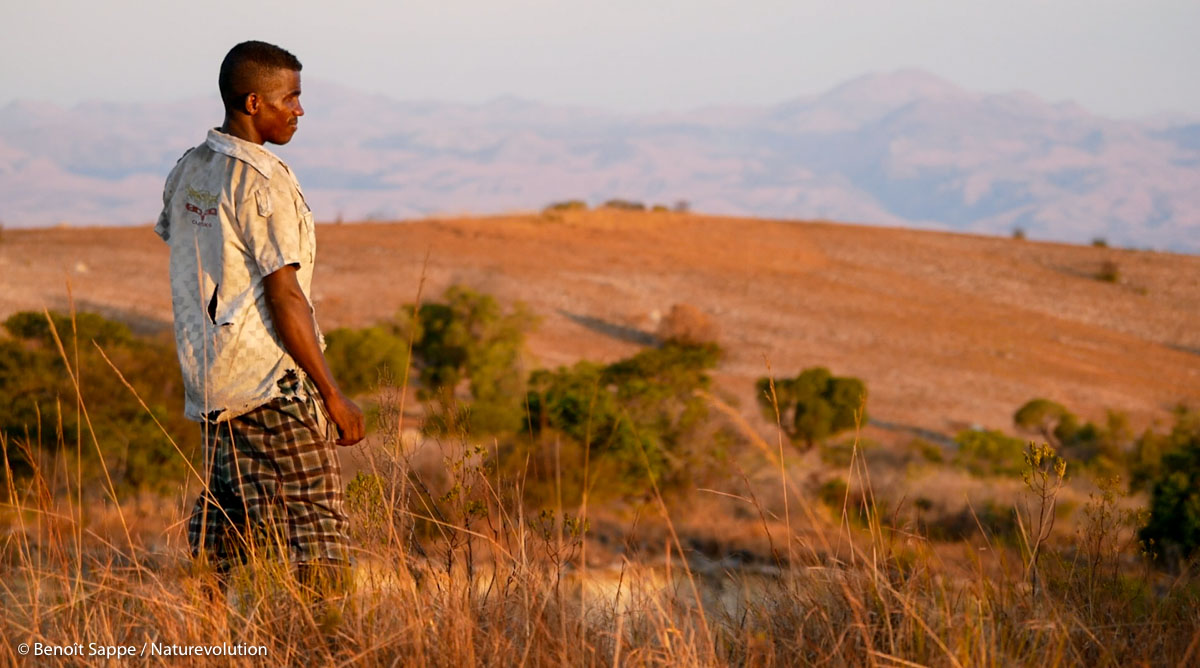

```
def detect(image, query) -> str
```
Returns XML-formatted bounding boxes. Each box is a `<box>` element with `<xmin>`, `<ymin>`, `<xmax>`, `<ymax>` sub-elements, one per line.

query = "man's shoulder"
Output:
<box><xmin>203</xmin><ymin>129</ymin><xmax>294</xmax><ymax>183</ymax></box>
<box><xmin>166</xmin><ymin>142</ymin><xmax>289</xmax><ymax>204</ymax></box>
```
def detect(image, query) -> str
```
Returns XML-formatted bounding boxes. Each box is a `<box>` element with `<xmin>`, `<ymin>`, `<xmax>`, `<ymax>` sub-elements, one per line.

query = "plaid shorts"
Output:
<box><xmin>187</xmin><ymin>392</ymin><xmax>350</xmax><ymax>570</ymax></box>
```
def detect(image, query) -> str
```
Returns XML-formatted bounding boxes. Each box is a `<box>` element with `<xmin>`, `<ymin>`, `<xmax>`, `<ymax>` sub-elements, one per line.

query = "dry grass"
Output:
<box><xmin>3</xmin><ymin>291</ymin><xmax>1199</xmax><ymax>667</ymax></box>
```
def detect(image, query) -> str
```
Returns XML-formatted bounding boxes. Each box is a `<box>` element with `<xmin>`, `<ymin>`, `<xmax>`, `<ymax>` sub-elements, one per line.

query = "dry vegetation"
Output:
<box><xmin>4</xmin><ymin>370</ymin><xmax>1197</xmax><ymax>666</ymax></box>
<box><xmin>3</xmin><ymin>212</ymin><xmax>1200</xmax><ymax>665</ymax></box>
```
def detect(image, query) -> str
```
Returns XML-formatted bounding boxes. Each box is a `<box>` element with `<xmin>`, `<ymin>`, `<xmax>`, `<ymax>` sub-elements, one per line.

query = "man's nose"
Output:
<box><xmin>295</xmin><ymin>102</ymin><xmax>304</xmax><ymax>117</ymax></box>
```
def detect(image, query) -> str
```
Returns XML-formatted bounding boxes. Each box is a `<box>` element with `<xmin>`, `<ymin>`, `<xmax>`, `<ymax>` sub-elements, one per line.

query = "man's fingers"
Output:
<box><xmin>334</xmin><ymin>410</ymin><xmax>365</xmax><ymax>446</ymax></box>
<box><xmin>326</xmin><ymin>396</ymin><xmax>365</xmax><ymax>446</ymax></box>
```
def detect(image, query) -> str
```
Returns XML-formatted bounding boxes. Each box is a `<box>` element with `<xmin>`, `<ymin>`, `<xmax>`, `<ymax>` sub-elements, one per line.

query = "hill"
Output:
<box><xmin>2</xmin><ymin>69</ymin><xmax>1200</xmax><ymax>251</ymax></box>
<box><xmin>2</xmin><ymin>209</ymin><xmax>1197</xmax><ymax>443</ymax></box>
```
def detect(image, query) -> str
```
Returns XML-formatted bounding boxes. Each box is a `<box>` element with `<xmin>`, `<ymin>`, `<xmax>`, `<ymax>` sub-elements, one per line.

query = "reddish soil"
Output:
<box><xmin>2</xmin><ymin>210</ymin><xmax>1198</xmax><ymax>443</ymax></box>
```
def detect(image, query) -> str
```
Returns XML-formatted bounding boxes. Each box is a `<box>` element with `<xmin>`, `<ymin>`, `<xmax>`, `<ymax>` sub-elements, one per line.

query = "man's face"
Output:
<box><xmin>250</xmin><ymin>68</ymin><xmax>304</xmax><ymax>145</ymax></box>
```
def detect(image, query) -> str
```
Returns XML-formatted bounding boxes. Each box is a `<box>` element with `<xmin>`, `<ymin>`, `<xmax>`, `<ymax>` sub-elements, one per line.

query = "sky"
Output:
<box><xmin>2</xmin><ymin>0</ymin><xmax>1198</xmax><ymax>119</ymax></box>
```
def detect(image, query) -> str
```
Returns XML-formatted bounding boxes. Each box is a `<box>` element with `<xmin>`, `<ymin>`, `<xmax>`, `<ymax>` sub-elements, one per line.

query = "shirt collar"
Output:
<box><xmin>205</xmin><ymin>128</ymin><xmax>281</xmax><ymax>178</ymax></box>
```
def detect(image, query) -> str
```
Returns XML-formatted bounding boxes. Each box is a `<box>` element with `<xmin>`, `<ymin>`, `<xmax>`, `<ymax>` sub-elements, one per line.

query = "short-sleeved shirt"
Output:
<box><xmin>156</xmin><ymin>128</ymin><xmax>323</xmax><ymax>423</ymax></box>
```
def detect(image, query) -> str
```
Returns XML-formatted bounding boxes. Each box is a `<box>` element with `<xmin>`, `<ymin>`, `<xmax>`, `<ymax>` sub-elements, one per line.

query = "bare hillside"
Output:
<box><xmin>2</xmin><ymin>210</ymin><xmax>1197</xmax><ymax>441</ymax></box>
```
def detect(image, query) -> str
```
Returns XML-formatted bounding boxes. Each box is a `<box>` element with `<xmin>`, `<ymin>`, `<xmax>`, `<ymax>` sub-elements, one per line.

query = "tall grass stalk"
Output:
<box><xmin>1</xmin><ymin>302</ymin><xmax>1198</xmax><ymax>666</ymax></box>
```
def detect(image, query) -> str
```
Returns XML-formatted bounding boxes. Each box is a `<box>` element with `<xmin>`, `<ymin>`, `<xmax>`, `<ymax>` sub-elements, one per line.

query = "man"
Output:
<box><xmin>155</xmin><ymin>41</ymin><xmax>364</xmax><ymax>591</ymax></box>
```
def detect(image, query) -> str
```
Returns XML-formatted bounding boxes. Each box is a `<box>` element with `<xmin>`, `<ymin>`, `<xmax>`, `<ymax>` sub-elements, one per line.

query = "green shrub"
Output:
<box><xmin>1014</xmin><ymin>398</ymin><xmax>1073</xmax><ymax>447</ymax></box>
<box><xmin>755</xmin><ymin>367</ymin><xmax>867</xmax><ymax>449</ymax></box>
<box><xmin>1128</xmin><ymin>406</ymin><xmax>1198</xmax><ymax>493</ymax></box>
<box><xmin>909</xmin><ymin>438</ymin><xmax>945</xmax><ymax>464</ymax></box>
<box><xmin>1137</xmin><ymin>407</ymin><xmax>1200</xmax><ymax>564</ymax></box>
<box><xmin>324</xmin><ymin>325</ymin><xmax>411</xmax><ymax>396</ymax></box>
<box><xmin>0</xmin><ymin>311</ymin><xmax>197</xmax><ymax>494</ymax></box>
<box><xmin>954</xmin><ymin>429</ymin><xmax>1026</xmax><ymax>477</ymax></box>
<box><xmin>397</xmin><ymin>286</ymin><xmax>537</xmax><ymax>436</ymax></box>
<box><xmin>4</xmin><ymin>310</ymin><xmax>133</xmax><ymax>347</ymax></box>
<box><xmin>519</xmin><ymin>342</ymin><xmax>722</xmax><ymax>501</ymax></box>
<box><xmin>1014</xmin><ymin>399</ymin><xmax>1128</xmax><ymax>475</ymax></box>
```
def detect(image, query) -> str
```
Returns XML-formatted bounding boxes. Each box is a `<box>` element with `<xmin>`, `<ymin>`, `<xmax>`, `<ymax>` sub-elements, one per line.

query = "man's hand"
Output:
<box><xmin>263</xmin><ymin>264</ymin><xmax>365</xmax><ymax>447</ymax></box>
<box><xmin>324</xmin><ymin>389</ymin><xmax>365</xmax><ymax>446</ymax></box>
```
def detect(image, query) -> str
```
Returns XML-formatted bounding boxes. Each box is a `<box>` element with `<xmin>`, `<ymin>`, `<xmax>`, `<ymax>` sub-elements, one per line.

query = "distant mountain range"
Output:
<box><xmin>2</xmin><ymin>69</ymin><xmax>1198</xmax><ymax>252</ymax></box>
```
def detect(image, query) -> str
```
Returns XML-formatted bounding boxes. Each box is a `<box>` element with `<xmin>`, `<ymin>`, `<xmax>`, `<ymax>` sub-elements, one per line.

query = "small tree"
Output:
<box><xmin>1014</xmin><ymin>398</ymin><xmax>1129</xmax><ymax>475</ymax></box>
<box><xmin>397</xmin><ymin>286</ymin><xmax>537</xmax><ymax>436</ymax></box>
<box><xmin>1014</xmin><ymin>398</ymin><xmax>1073</xmax><ymax>448</ymax></box>
<box><xmin>522</xmin><ymin>342</ymin><xmax>722</xmax><ymax>501</ymax></box>
<box><xmin>1137</xmin><ymin>407</ymin><xmax>1200</xmax><ymax>566</ymax></box>
<box><xmin>756</xmin><ymin>367</ymin><xmax>867</xmax><ymax>449</ymax></box>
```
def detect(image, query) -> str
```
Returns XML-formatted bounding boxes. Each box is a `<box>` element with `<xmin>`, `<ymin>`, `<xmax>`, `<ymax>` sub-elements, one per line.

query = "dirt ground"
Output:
<box><xmin>2</xmin><ymin>210</ymin><xmax>1197</xmax><ymax>445</ymax></box>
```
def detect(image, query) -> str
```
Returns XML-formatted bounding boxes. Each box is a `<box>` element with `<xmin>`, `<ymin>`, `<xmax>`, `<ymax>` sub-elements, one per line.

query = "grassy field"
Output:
<box><xmin>2</xmin><ymin>213</ymin><xmax>1199</xmax><ymax>665</ymax></box>
<box><xmin>2</xmin><ymin>320</ymin><xmax>1197</xmax><ymax>666</ymax></box>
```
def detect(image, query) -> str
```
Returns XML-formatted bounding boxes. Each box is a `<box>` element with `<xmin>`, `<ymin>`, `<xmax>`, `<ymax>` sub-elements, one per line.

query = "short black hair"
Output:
<box><xmin>218</xmin><ymin>41</ymin><xmax>302</xmax><ymax>113</ymax></box>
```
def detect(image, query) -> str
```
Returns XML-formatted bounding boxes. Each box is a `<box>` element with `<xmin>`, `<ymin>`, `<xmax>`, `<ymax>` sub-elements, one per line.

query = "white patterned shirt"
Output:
<box><xmin>155</xmin><ymin>128</ymin><xmax>323</xmax><ymax>422</ymax></box>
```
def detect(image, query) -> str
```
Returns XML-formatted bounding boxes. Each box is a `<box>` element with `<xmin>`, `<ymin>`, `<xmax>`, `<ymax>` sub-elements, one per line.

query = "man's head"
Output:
<box><xmin>218</xmin><ymin>41</ymin><xmax>304</xmax><ymax>145</ymax></box>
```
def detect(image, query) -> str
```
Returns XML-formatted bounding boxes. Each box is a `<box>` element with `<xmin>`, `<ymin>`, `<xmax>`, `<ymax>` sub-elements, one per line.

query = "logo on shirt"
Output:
<box><xmin>185</xmin><ymin>187</ymin><xmax>219</xmax><ymax>227</ymax></box>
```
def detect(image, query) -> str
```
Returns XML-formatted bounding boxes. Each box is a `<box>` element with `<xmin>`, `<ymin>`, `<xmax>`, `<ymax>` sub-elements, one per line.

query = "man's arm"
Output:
<box><xmin>263</xmin><ymin>264</ymin><xmax>364</xmax><ymax>445</ymax></box>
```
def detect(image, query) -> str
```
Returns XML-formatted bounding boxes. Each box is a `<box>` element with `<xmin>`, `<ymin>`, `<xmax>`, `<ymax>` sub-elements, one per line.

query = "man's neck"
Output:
<box><xmin>220</xmin><ymin>116</ymin><xmax>263</xmax><ymax>145</ymax></box>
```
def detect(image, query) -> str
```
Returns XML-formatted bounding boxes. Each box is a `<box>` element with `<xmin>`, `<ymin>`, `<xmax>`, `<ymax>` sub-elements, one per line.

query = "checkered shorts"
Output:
<box><xmin>187</xmin><ymin>394</ymin><xmax>349</xmax><ymax>570</ymax></box>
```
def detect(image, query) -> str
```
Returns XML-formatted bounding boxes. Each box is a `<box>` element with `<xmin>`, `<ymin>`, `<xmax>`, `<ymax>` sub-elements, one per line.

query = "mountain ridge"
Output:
<box><xmin>1</xmin><ymin>69</ymin><xmax>1197</xmax><ymax>251</ymax></box>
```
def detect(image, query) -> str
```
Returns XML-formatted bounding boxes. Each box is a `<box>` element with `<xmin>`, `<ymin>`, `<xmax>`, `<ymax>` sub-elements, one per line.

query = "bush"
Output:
<box><xmin>399</xmin><ymin>286</ymin><xmax>538</xmax><ymax>437</ymax></box>
<box><xmin>1014</xmin><ymin>398</ymin><xmax>1072</xmax><ymax>447</ymax></box>
<box><xmin>909</xmin><ymin>438</ymin><xmax>945</xmax><ymax>464</ymax></box>
<box><xmin>520</xmin><ymin>342</ymin><xmax>722</xmax><ymax>501</ymax></box>
<box><xmin>656</xmin><ymin>303</ymin><xmax>718</xmax><ymax>346</ymax></box>
<box><xmin>1013</xmin><ymin>399</ymin><xmax>1127</xmax><ymax>475</ymax></box>
<box><xmin>755</xmin><ymin>367</ymin><xmax>867</xmax><ymax>449</ymax></box>
<box><xmin>1129</xmin><ymin>406</ymin><xmax>1199</xmax><ymax>493</ymax></box>
<box><xmin>601</xmin><ymin>199</ymin><xmax>646</xmax><ymax>211</ymax></box>
<box><xmin>0</xmin><ymin>311</ymin><xmax>197</xmax><ymax>494</ymax></box>
<box><xmin>1137</xmin><ymin>408</ymin><xmax>1200</xmax><ymax>564</ymax></box>
<box><xmin>4</xmin><ymin>310</ymin><xmax>134</xmax><ymax>347</ymax></box>
<box><xmin>324</xmin><ymin>326</ymin><xmax>411</xmax><ymax>396</ymax></box>
<box><xmin>953</xmin><ymin>429</ymin><xmax>1026</xmax><ymax>477</ymax></box>
<box><xmin>543</xmin><ymin>200</ymin><xmax>588</xmax><ymax>214</ymax></box>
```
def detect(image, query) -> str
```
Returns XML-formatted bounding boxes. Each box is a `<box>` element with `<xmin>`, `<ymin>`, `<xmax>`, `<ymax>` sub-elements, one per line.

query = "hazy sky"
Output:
<box><xmin>2</xmin><ymin>0</ymin><xmax>1198</xmax><ymax>118</ymax></box>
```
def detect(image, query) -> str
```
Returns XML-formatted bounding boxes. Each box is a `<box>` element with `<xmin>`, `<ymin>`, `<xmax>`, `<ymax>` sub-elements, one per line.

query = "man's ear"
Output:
<box><xmin>243</xmin><ymin>92</ymin><xmax>260</xmax><ymax>116</ymax></box>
